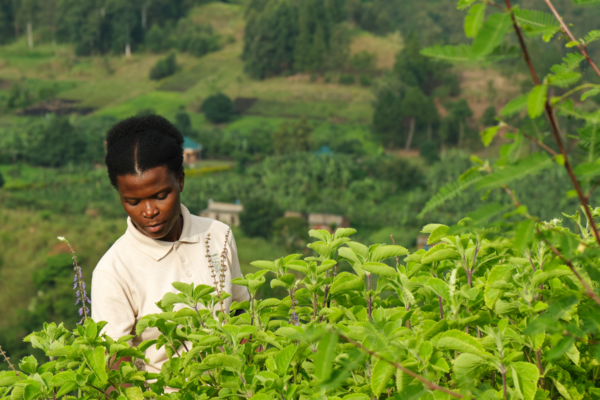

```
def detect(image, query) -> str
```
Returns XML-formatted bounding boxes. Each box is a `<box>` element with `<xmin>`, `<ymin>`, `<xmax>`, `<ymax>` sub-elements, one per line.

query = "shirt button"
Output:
<box><xmin>186</xmin><ymin>271</ymin><xmax>192</xmax><ymax>277</ymax></box>
<box><xmin>180</xmin><ymin>257</ymin><xmax>186</xmax><ymax>262</ymax></box>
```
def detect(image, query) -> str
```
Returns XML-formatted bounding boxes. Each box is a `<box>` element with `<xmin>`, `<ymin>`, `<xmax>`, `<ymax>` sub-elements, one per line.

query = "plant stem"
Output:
<box><xmin>438</xmin><ymin>296</ymin><xmax>444</xmax><ymax>319</ymax></box>
<box><xmin>536</xmin><ymin>226</ymin><xmax>600</xmax><ymax>306</ymax></box>
<box><xmin>535</xmin><ymin>349</ymin><xmax>545</xmax><ymax>389</ymax></box>
<box><xmin>504</xmin><ymin>0</ymin><xmax>600</xmax><ymax>247</ymax></box>
<box><xmin>337</xmin><ymin>332</ymin><xmax>463</xmax><ymax>398</ymax></box>
<box><xmin>0</xmin><ymin>345</ymin><xmax>19</xmax><ymax>377</ymax></box>
<box><xmin>501</xmin><ymin>365</ymin><xmax>508</xmax><ymax>400</ymax></box>
<box><xmin>542</xmin><ymin>0</ymin><xmax>600</xmax><ymax>79</ymax></box>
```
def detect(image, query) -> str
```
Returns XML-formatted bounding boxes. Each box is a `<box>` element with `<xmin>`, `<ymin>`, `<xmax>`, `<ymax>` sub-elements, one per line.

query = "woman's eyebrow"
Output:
<box><xmin>122</xmin><ymin>187</ymin><xmax>172</xmax><ymax>200</ymax></box>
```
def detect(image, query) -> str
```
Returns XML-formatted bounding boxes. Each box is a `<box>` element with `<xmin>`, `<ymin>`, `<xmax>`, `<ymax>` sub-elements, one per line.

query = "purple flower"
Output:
<box><xmin>58</xmin><ymin>236</ymin><xmax>91</xmax><ymax>323</ymax></box>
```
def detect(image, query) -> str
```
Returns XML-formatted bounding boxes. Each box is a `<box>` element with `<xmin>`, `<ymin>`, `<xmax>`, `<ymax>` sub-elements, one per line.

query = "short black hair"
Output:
<box><xmin>105</xmin><ymin>115</ymin><xmax>184</xmax><ymax>188</ymax></box>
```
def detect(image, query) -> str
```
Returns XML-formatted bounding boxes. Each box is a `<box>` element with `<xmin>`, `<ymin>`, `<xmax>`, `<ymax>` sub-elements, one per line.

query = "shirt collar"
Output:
<box><xmin>125</xmin><ymin>204</ymin><xmax>199</xmax><ymax>261</ymax></box>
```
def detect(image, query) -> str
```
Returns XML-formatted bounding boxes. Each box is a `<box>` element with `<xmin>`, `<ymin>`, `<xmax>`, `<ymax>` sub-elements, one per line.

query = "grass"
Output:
<box><xmin>350</xmin><ymin>30</ymin><xmax>403</xmax><ymax>70</ymax></box>
<box><xmin>97</xmin><ymin>91</ymin><xmax>188</xmax><ymax>119</ymax></box>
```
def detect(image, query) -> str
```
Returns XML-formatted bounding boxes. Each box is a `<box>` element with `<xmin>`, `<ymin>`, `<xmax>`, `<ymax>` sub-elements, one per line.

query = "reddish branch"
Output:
<box><xmin>535</xmin><ymin>226</ymin><xmax>600</xmax><ymax>307</ymax></box>
<box><xmin>504</xmin><ymin>0</ymin><xmax>600</xmax><ymax>247</ymax></box>
<box><xmin>543</xmin><ymin>0</ymin><xmax>600</xmax><ymax>79</ymax></box>
<box><xmin>338</xmin><ymin>332</ymin><xmax>464</xmax><ymax>398</ymax></box>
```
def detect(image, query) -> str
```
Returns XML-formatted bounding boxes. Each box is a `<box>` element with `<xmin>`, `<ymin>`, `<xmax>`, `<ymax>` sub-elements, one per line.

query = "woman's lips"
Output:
<box><xmin>145</xmin><ymin>222</ymin><xmax>166</xmax><ymax>233</ymax></box>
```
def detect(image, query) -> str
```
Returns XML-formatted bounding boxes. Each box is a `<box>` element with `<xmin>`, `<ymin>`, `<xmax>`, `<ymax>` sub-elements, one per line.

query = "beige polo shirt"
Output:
<box><xmin>91</xmin><ymin>204</ymin><xmax>249</xmax><ymax>373</ymax></box>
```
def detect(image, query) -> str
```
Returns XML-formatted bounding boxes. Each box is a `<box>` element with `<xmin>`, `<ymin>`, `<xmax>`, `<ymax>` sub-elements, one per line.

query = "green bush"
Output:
<box><xmin>3</xmin><ymin>223</ymin><xmax>600</xmax><ymax>398</ymax></box>
<box><xmin>338</xmin><ymin>73</ymin><xmax>355</xmax><ymax>85</ymax></box>
<box><xmin>419</xmin><ymin>140</ymin><xmax>440</xmax><ymax>163</ymax></box>
<box><xmin>201</xmin><ymin>93</ymin><xmax>235</xmax><ymax>124</ymax></box>
<box><xmin>358</xmin><ymin>74</ymin><xmax>372</xmax><ymax>87</ymax></box>
<box><xmin>239</xmin><ymin>197</ymin><xmax>283</xmax><ymax>239</ymax></box>
<box><xmin>149</xmin><ymin>54</ymin><xmax>177</xmax><ymax>81</ymax></box>
<box><xmin>0</xmin><ymin>172</ymin><xmax>4</xmax><ymax>188</ymax></box>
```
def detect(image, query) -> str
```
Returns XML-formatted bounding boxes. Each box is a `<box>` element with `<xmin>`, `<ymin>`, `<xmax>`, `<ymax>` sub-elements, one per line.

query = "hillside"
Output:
<box><xmin>0</xmin><ymin>2</ymin><xmax>518</xmax><ymax>129</ymax></box>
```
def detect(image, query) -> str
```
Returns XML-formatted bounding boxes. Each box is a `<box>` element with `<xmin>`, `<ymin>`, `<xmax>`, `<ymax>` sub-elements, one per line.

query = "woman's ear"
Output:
<box><xmin>179</xmin><ymin>171</ymin><xmax>185</xmax><ymax>193</ymax></box>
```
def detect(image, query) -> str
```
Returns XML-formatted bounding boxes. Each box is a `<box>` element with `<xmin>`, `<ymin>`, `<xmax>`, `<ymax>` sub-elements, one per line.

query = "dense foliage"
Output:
<box><xmin>201</xmin><ymin>93</ymin><xmax>235</xmax><ymax>124</ymax></box>
<box><xmin>150</xmin><ymin>54</ymin><xmax>178</xmax><ymax>81</ymax></box>
<box><xmin>1</xmin><ymin>223</ymin><xmax>600</xmax><ymax>399</ymax></box>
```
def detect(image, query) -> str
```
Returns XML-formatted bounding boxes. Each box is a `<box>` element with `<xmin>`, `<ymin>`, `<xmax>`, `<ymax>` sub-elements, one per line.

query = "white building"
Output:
<box><xmin>200</xmin><ymin>199</ymin><xmax>243</xmax><ymax>227</ymax></box>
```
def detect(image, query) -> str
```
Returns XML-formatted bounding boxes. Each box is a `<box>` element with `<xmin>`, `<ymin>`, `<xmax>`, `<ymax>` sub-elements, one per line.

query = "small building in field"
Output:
<box><xmin>200</xmin><ymin>199</ymin><xmax>243</xmax><ymax>227</ymax></box>
<box><xmin>183</xmin><ymin>137</ymin><xmax>203</xmax><ymax>165</ymax></box>
<box><xmin>308</xmin><ymin>213</ymin><xmax>350</xmax><ymax>232</ymax></box>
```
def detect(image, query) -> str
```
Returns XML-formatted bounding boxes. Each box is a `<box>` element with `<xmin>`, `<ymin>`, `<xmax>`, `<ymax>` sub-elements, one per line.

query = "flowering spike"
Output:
<box><xmin>58</xmin><ymin>236</ymin><xmax>90</xmax><ymax>323</ymax></box>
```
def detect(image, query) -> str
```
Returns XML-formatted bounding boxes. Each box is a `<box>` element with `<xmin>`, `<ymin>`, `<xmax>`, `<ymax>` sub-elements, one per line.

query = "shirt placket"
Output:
<box><xmin>174</xmin><ymin>243</ymin><xmax>194</xmax><ymax>282</ymax></box>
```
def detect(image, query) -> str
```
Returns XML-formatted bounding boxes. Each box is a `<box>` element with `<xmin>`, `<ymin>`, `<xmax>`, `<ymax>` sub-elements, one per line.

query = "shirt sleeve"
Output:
<box><xmin>229</xmin><ymin>233</ymin><xmax>250</xmax><ymax>303</ymax></box>
<box><xmin>91</xmin><ymin>270</ymin><xmax>137</xmax><ymax>341</ymax></box>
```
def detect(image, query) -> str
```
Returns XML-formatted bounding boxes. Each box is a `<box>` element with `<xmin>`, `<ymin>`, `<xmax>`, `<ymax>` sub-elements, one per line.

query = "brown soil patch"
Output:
<box><xmin>17</xmin><ymin>99</ymin><xmax>94</xmax><ymax>116</ymax></box>
<box><xmin>0</xmin><ymin>79</ymin><xmax>12</xmax><ymax>90</ymax></box>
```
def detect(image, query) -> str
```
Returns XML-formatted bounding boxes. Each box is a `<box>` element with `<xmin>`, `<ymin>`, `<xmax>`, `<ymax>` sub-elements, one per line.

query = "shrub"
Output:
<box><xmin>272</xmin><ymin>216</ymin><xmax>310</xmax><ymax>253</ymax></box>
<box><xmin>358</xmin><ymin>74</ymin><xmax>372</xmax><ymax>87</ymax></box>
<box><xmin>239</xmin><ymin>197</ymin><xmax>283</xmax><ymax>238</ymax></box>
<box><xmin>3</xmin><ymin>224</ymin><xmax>600</xmax><ymax>399</ymax></box>
<box><xmin>0</xmin><ymin>172</ymin><xmax>4</xmax><ymax>188</ymax></box>
<box><xmin>323</xmin><ymin>72</ymin><xmax>334</xmax><ymax>83</ymax></box>
<box><xmin>349</xmin><ymin>50</ymin><xmax>377</xmax><ymax>72</ymax></box>
<box><xmin>201</xmin><ymin>93</ymin><xmax>235</xmax><ymax>124</ymax></box>
<box><xmin>149</xmin><ymin>53</ymin><xmax>177</xmax><ymax>81</ymax></box>
<box><xmin>419</xmin><ymin>140</ymin><xmax>440</xmax><ymax>163</ymax></box>
<box><xmin>338</xmin><ymin>73</ymin><xmax>355</xmax><ymax>85</ymax></box>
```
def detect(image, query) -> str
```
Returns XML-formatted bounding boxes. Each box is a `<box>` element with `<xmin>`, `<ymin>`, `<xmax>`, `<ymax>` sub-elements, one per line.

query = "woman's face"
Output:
<box><xmin>116</xmin><ymin>165</ymin><xmax>185</xmax><ymax>242</ymax></box>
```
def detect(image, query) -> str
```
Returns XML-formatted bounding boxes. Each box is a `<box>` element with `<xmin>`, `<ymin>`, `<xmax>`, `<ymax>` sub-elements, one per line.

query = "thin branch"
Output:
<box><xmin>337</xmin><ymin>332</ymin><xmax>464</xmax><ymax>399</ymax></box>
<box><xmin>535</xmin><ymin>226</ymin><xmax>600</xmax><ymax>307</ymax></box>
<box><xmin>504</xmin><ymin>0</ymin><xmax>600</xmax><ymax>247</ymax></box>
<box><xmin>542</xmin><ymin>0</ymin><xmax>600</xmax><ymax>79</ymax></box>
<box><xmin>520</xmin><ymin>131</ymin><xmax>558</xmax><ymax>156</ymax></box>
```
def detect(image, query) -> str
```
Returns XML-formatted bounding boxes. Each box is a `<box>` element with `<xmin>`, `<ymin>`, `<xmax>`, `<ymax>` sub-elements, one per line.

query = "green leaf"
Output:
<box><xmin>515</xmin><ymin>219</ymin><xmax>536</xmax><ymax>250</ymax></box>
<box><xmin>481</xmin><ymin>125</ymin><xmax>500</xmax><ymax>147</ymax></box>
<box><xmin>427</xmin><ymin>278</ymin><xmax>451</xmax><ymax>303</ymax></box>
<box><xmin>476</xmin><ymin>153</ymin><xmax>553</xmax><ymax>190</ymax></box>
<box><xmin>419</xmin><ymin>173</ymin><xmax>482</xmax><ymax>217</ymax></box>
<box><xmin>84</xmin><ymin>346</ymin><xmax>108</xmax><ymax>386</ymax></box>
<box><xmin>85</xmin><ymin>320</ymin><xmax>98</xmax><ymax>340</ymax></box>
<box><xmin>437</xmin><ymin>330</ymin><xmax>485</xmax><ymax>354</ymax></box>
<box><xmin>584</xmin><ymin>29</ymin><xmax>600</xmax><ymax>44</ymax></box>
<box><xmin>581</xmin><ymin>87</ymin><xmax>600</xmax><ymax>101</ymax></box>
<box><xmin>370</xmin><ymin>245</ymin><xmax>409</xmax><ymax>262</ymax></box>
<box><xmin>511</xmin><ymin>362</ymin><xmax>540</xmax><ymax>400</ymax></box>
<box><xmin>330</xmin><ymin>272</ymin><xmax>365</xmax><ymax>294</ymax></box>
<box><xmin>484</xmin><ymin>264</ymin><xmax>515</xmax><ymax>309</ymax></box>
<box><xmin>471</xmin><ymin>13</ymin><xmax>512</xmax><ymax>58</ymax></box>
<box><xmin>424</xmin><ymin>319</ymin><xmax>449</xmax><ymax>341</ymax></box>
<box><xmin>421</xmin><ymin>248</ymin><xmax>460</xmax><ymax>264</ymax></box>
<box><xmin>56</xmin><ymin>382</ymin><xmax>78</xmax><ymax>398</ymax></box>
<box><xmin>250</xmin><ymin>260</ymin><xmax>277</xmax><ymax>272</ymax></box>
<box><xmin>453</xmin><ymin>353</ymin><xmax>488</xmax><ymax>381</ymax></box>
<box><xmin>361</xmin><ymin>262</ymin><xmax>397</xmax><ymax>278</ymax></box>
<box><xmin>49</xmin><ymin>371</ymin><xmax>76</xmax><ymax>387</ymax></box>
<box><xmin>314</xmin><ymin>332</ymin><xmax>338</xmax><ymax>381</ymax></box>
<box><xmin>465</xmin><ymin>3</ymin><xmax>486</xmax><ymax>38</ymax></box>
<box><xmin>421</xmin><ymin>44</ymin><xmax>474</xmax><ymax>63</ymax></box>
<box><xmin>421</xmin><ymin>224</ymin><xmax>444</xmax><ymax>234</ymax></box>
<box><xmin>501</xmin><ymin>94</ymin><xmax>528</xmax><ymax>117</ymax></box>
<box><xmin>125</xmin><ymin>387</ymin><xmax>144</xmax><ymax>400</ymax></box>
<box><xmin>334</xmin><ymin>228</ymin><xmax>357</xmax><ymax>239</ymax></box>
<box><xmin>528</xmin><ymin>84</ymin><xmax>548</xmax><ymax>119</ymax></box>
<box><xmin>371</xmin><ymin>358</ymin><xmax>396</xmax><ymax>397</ymax></box>
<box><xmin>0</xmin><ymin>373</ymin><xmax>21</xmax><ymax>387</ymax></box>
<box><xmin>275</xmin><ymin>345</ymin><xmax>296</xmax><ymax>378</ymax></box>
<box><xmin>427</xmin><ymin>225</ymin><xmax>449</xmax><ymax>245</ymax></box>
<box><xmin>200</xmin><ymin>354</ymin><xmax>242</xmax><ymax>373</ymax></box>
<box><xmin>171</xmin><ymin>282</ymin><xmax>193</xmax><ymax>297</ymax></box>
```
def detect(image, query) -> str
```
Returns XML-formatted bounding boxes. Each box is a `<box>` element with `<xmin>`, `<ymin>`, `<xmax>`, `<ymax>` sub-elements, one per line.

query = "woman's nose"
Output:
<box><xmin>142</xmin><ymin>202</ymin><xmax>159</xmax><ymax>218</ymax></box>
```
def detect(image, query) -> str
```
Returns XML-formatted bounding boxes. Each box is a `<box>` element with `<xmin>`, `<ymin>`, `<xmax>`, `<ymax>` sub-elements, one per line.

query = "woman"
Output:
<box><xmin>91</xmin><ymin>115</ymin><xmax>249</xmax><ymax>375</ymax></box>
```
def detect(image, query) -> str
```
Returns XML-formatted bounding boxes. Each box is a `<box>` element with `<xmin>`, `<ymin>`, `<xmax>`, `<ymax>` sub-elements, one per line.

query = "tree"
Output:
<box><xmin>149</xmin><ymin>53</ymin><xmax>177</xmax><ymax>80</ymax></box>
<box><xmin>239</xmin><ymin>197</ymin><xmax>283</xmax><ymax>238</ymax></box>
<box><xmin>309</xmin><ymin>23</ymin><xmax>326</xmax><ymax>72</ymax></box>
<box><xmin>0</xmin><ymin>172</ymin><xmax>5</xmax><ymax>188</ymax></box>
<box><xmin>393</xmin><ymin>33</ymin><xmax>458</xmax><ymax>97</ymax></box>
<box><xmin>446</xmin><ymin>98</ymin><xmax>473</xmax><ymax>147</ymax></box>
<box><xmin>481</xmin><ymin>105</ymin><xmax>497</xmax><ymax>127</ymax></box>
<box><xmin>201</xmin><ymin>93</ymin><xmax>234</xmax><ymax>124</ymax></box>
<box><xmin>400</xmin><ymin>86</ymin><xmax>429</xmax><ymax>151</ymax></box>
<box><xmin>272</xmin><ymin>118</ymin><xmax>313</xmax><ymax>156</ymax></box>
<box><xmin>243</xmin><ymin>0</ymin><xmax>297</xmax><ymax>79</ymax></box>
